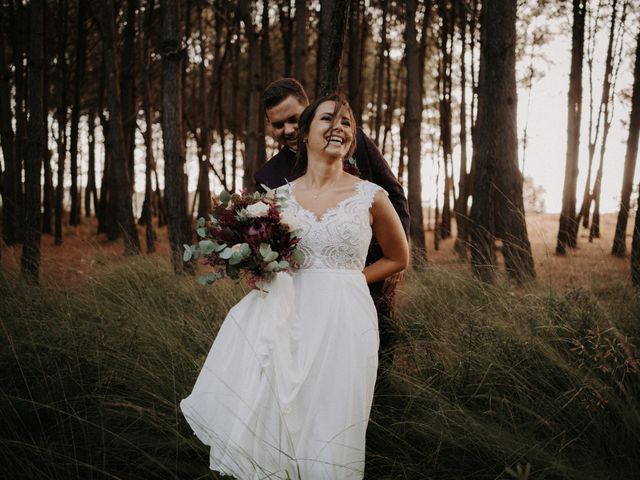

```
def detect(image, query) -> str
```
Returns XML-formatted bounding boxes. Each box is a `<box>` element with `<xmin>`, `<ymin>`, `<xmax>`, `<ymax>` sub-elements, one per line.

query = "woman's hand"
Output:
<box><xmin>363</xmin><ymin>190</ymin><xmax>410</xmax><ymax>284</ymax></box>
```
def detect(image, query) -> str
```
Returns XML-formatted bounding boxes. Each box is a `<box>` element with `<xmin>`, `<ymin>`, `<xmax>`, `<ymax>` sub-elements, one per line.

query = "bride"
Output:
<box><xmin>181</xmin><ymin>93</ymin><xmax>409</xmax><ymax>480</ymax></box>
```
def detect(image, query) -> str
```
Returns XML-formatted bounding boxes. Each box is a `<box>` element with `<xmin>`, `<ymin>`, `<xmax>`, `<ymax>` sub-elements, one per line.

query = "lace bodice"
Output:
<box><xmin>281</xmin><ymin>180</ymin><xmax>386</xmax><ymax>271</ymax></box>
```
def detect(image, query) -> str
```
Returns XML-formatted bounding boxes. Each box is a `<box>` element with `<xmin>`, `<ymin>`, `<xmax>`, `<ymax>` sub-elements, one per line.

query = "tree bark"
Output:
<box><xmin>277</xmin><ymin>0</ymin><xmax>293</xmax><ymax>76</ymax></box>
<box><xmin>317</xmin><ymin>0</ymin><xmax>350</xmax><ymax>96</ymax></box>
<box><xmin>404</xmin><ymin>0</ymin><xmax>427</xmax><ymax>261</ymax></box>
<box><xmin>373</xmin><ymin>0</ymin><xmax>388</xmax><ymax>145</ymax></box>
<box><xmin>0</xmin><ymin>8</ymin><xmax>18</xmax><ymax>245</ymax></box>
<box><xmin>121</xmin><ymin>0</ymin><xmax>139</xmax><ymax>197</ymax></box>
<box><xmin>613</xmin><ymin>28</ymin><xmax>640</xmax><ymax>257</ymax></box>
<box><xmin>161</xmin><ymin>0</ymin><xmax>192</xmax><ymax>271</ymax></box>
<box><xmin>12</xmin><ymin>1</ymin><xmax>27</xmax><ymax>244</ymax></box>
<box><xmin>454</xmin><ymin>1</ymin><xmax>470</xmax><ymax>258</ymax></box>
<box><xmin>95</xmin><ymin>0</ymin><xmax>141</xmax><ymax>255</ymax></box>
<box><xmin>238</xmin><ymin>0</ymin><xmax>261</xmax><ymax>191</ymax></box>
<box><xmin>21</xmin><ymin>0</ymin><xmax>45</xmax><ymax>282</ymax></box>
<box><xmin>69</xmin><ymin>0</ymin><xmax>87</xmax><ymax>226</ymax></box>
<box><xmin>556</xmin><ymin>0</ymin><xmax>587</xmax><ymax>254</ymax></box>
<box><xmin>470</xmin><ymin>0</ymin><xmax>535</xmax><ymax>281</ymax></box>
<box><xmin>54</xmin><ymin>0</ymin><xmax>69</xmax><ymax>246</ymax></box>
<box><xmin>632</xmin><ymin>185</ymin><xmax>640</xmax><ymax>286</ymax></box>
<box><xmin>294</xmin><ymin>0</ymin><xmax>307</xmax><ymax>88</ymax></box>
<box><xmin>346</xmin><ymin>0</ymin><xmax>362</xmax><ymax>124</ymax></box>
<box><xmin>85</xmin><ymin>107</ymin><xmax>98</xmax><ymax>218</ymax></box>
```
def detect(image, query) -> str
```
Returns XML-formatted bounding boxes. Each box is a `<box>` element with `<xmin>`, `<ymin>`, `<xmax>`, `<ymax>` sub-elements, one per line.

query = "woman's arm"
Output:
<box><xmin>363</xmin><ymin>190</ymin><xmax>410</xmax><ymax>284</ymax></box>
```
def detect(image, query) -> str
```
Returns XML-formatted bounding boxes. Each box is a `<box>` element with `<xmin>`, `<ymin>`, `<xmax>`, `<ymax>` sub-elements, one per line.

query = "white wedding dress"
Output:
<box><xmin>181</xmin><ymin>180</ymin><xmax>384</xmax><ymax>480</ymax></box>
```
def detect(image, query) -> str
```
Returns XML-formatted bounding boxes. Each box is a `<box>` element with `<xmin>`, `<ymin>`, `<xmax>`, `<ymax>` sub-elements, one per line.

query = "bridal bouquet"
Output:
<box><xmin>183</xmin><ymin>187</ymin><xmax>303</xmax><ymax>289</ymax></box>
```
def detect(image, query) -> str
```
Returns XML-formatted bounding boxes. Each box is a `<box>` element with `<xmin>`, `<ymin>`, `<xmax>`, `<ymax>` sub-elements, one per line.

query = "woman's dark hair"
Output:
<box><xmin>294</xmin><ymin>92</ymin><xmax>357</xmax><ymax>175</ymax></box>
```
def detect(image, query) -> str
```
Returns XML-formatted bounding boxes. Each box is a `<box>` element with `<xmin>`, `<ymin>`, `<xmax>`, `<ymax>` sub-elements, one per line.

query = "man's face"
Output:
<box><xmin>265</xmin><ymin>95</ymin><xmax>307</xmax><ymax>151</ymax></box>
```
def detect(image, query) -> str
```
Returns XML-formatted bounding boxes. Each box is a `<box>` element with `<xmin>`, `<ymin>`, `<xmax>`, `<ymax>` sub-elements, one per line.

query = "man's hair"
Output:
<box><xmin>262</xmin><ymin>78</ymin><xmax>309</xmax><ymax>113</ymax></box>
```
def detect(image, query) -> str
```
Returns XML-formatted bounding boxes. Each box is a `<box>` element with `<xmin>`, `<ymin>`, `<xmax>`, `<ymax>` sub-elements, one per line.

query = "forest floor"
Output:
<box><xmin>0</xmin><ymin>212</ymin><xmax>636</xmax><ymax>291</ymax></box>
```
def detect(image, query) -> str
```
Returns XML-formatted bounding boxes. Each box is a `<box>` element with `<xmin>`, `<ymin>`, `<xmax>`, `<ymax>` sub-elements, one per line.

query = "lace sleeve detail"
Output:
<box><xmin>361</xmin><ymin>182</ymin><xmax>388</xmax><ymax>211</ymax></box>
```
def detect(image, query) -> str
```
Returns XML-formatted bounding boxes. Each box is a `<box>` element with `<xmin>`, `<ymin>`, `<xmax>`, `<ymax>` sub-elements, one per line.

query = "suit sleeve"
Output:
<box><xmin>362</xmin><ymin>132</ymin><xmax>411</xmax><ymax>237</ymax></box>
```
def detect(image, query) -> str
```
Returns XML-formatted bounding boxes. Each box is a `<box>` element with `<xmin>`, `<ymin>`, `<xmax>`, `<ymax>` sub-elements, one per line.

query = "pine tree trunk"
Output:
<box><xmin>85</xmin><ymin>107</ymin><xmax>97</xmax><ymax>218</ymax></box>
<box><xmin>69</xmin><ymin>0</ymin><xmax>87</xmax><ymax>226</ymax></box>
<box><xmin>12</xmin><ymin>1</ymin><xmax>27</xmax><ymax>244</ymax></box>
<box><xmin>161</xmin><ymin>0</ymin><xmax>192</xmax><ymax>271</ymax></box>
<box><xmin>471</xmin><ymin>0</ymin><xmax>535</xmax><ymax>281</ymax></box>
<box><xmin>54</xmin><ymin>0</ymin><xmax>69</xmax><ymax>246</ymax></box>
<box><xmin>613</xmin><ymin>29</ymin><xmax>640</xmax><ymax>257</ymax></box>
<box><xmin>317</xmin><ymin>0</ymin><xmax>350</xmax><ymax>96</ymax></box>
<box><xmin>454</xmin><ymin>1</ymin><xmax>469</xmax><ymax>258</ymax></box>
<box><xmin>121</xmin><ymin>0</ymin><xmax>139</xmax><ymax>197</ymax></box>
<box><xmin>294</xmin><ymin>0</ymin><xmax>307</xmax><ymax>89</ymax></box>
<box><xmin>42</xmin><ymin>149</ymin><xmax>53</xmax><ymax>234</ymax></box>
<box><xmin>0</xmin><ymin>9</ymin><xmax>18</xmax><ymax>245</ymax></box>
<box><xmin>404</xmin><ymin>0</ymin><xmax>427</xmax><ymax>260</ymax></box>
<box><xmin>21</xmin><ymin>0</ymin><xmax>45</xmax><ymax>282</ymax></box>
<box><xmin>556</xmin><ymin>0</ymin><xmax>587</xmax><ymax>254</ymax></box>
<box><xmin>238</xmin><ymin>0</ymin><xmax>261</xmax><ymax>191</ymax></box>
<box><xmin>373</xmin><ymin>0</ymin><xmax>388</xmax><ymax>145</ymax></box>
<box><xmin>632</xmin><ymin>181</ymin><xmax>640</xmax><ymax>285</ymax></box>
<box><xmin>95</xmin><ymin>0</ymin><xmax>141</xmax><ymax>255</ymax></box>
<box><xmin>347</xmin><ymin>0</ymin><xmax>362</xmax><ymax>125</ymax></box>
<box><xmin>277</xmin><ymin>0</ymin><xmax>292</xmax><ymax>76</ymax></box>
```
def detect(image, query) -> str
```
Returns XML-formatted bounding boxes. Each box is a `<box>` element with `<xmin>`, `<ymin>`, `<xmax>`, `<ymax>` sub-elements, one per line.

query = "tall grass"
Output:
<box><xmin>1</xmin><ymin>259</ymin><xmax>638</xmax><ymax>479</ymax></box>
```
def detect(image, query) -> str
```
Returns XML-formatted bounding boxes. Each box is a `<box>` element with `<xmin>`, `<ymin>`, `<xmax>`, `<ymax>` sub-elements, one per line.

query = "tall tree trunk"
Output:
<box><xmin>139</xmin><ymin>0</ymin><xmax>156</xmax><ymax>253</ymax></box>
<box><xmin>454</xmin><ymin>1</ymin><xmax>470</xmax><ymax>258</ymax></box>
<box><xmin>347</xmin><ymin>0</ymin><xmax>362</xmax><ymax>125</ymax></box>
<box><xmin>85</xmin><ymin>106</ymin><xmax>98</xmax><ymax>218</ymax></box>
<box><xmin>0</xmin><ymin>8</ymin><xmax>18</xmax><ymax>245</ymax></box>
<box><xmin>373</xmin><ymin>0</ymin><xmax>388</xmax><ymax>145</ymax></box>
<box><xmin>238</xmin><ymin>0</ymin><xmax>261</xmax><ymax>191</ymax></box>
<box><xmin>161</xmin><ymin>0</ymin><xmax>192</xmax><ymax>271</ymax></box>
<box><xmin>69</xmin><ymin>0</ymin><xmax>87</xmax><ymax>226</ymax></box>
<box><xmin>404</xmin><ymin>0</ymin><xmax>427</xmax><ymax>260</ymax></box>
<box><xmin>438</xmin><ymin>0</ymin><xmax>454</xmax><ymax>240</ymax></box>
<box><xmin>632</xmin><ymin>185</ymin><xmax>640</xmax><ymax>285</ymax></box>
<box><xmin>294</xmin><ymin>0</ymin><xmax>307</xmax><ymax>89</ymax></box>
<box><xmin>42</xmin><ymin>150</ymin><xmax>53</xmax><ymax>234</ymax></box>
<box><xmin>121</xmin><ymin>0</ymin><xmax>139</xmax><ymax>197</ymax></box>
<box><xmin>54</xmin><ymin>0</ymin><xmax>69</xmax><ymax>246</ymax></box>
<box><xmin>556</xmin><ymin>0</ymin><xmax>587</xmax><ymax>254</ymax></box>
<box><xmin>277</xmin><ymin>0</ymin><xmax>293</xmax><ymax>76</ymax></box>
<box><xmin>21</xmin><ymin>0</ymin><xmax>45</xmax><ymax>282</ymax></box>
<box><xmin>613</xmin><ymin>28</ymin><xmax>640</xmax><ymax>257</ymax></box>
<box><xmin>12</xmin><ymin>0</ymin><xmax>27</xmax><ymax>244</ymax></box>
<box><xmin>316</xmin><ymin>0</ymin><xmax>350</xmax><ymax>96</ymax></box>
<box><xmin>95</xmin><ymin>0</ymin><xmax>141</xmax><ymax>255</ymax></box>
<box><xmin>471</xmin><ymin>0</ymin><xmax>535</xmax><ymax>281</ymax></box>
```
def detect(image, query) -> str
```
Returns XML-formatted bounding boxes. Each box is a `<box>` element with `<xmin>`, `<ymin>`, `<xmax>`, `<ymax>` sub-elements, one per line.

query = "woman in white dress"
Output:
<box><xmin>181</xmin><ymin>93</ymin><xmax>409</xmax><ymax>480</ymax></box>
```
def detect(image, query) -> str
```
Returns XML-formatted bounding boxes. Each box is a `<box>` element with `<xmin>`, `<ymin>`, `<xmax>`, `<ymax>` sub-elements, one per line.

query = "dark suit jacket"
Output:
<box><xmin>254</xmin><ymin>127</ymin><xmax>410</xmax><ymax>279</ymax></box>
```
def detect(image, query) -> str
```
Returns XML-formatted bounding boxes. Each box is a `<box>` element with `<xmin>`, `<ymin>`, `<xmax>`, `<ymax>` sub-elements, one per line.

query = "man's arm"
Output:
<box><xmin>359</xmin><ymin>130</ymin><xmax>411</xmax><ymax>236</ymax></box>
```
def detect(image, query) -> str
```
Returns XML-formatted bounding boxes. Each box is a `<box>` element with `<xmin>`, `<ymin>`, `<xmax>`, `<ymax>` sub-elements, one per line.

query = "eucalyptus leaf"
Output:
<box><xmin>292</xmin><ymin>249</ymin><xmax>304</xmax><ymax>265</ymax></box>
<box><xmin>266</xmin><ymin>260</ymin><xmax>279</xmax><ymax>272</ymax></box>
<box><xmin>277</xmin><ymin>260</ymin><xmax>290</xmax><ymax>270</ymax></box>
<box><xmin>227</xmin><ymin>264</ymin><xmax>240</xmax><ymax>279</ymax></box>
<box><xmin>197</xmin><ymin>227</ymin><xmax>207</xmax><ymax>238</ymax></box>
<box><xmin>214</xmin><ymin>242</ymin><xmax>228</xmax><ymax>252</ymax></box>
<box><xmin>219</xmin><ymin>190</ymin><xmax>231</xmax><ymax>204</ymax></box>
<box><xmin>183</xmin><ymin>245</ymin><xmax>193</xmax><ymax>262</ymax></box>
<box><xmin>199</xmin><ymin>239</ymin><xmax>216</xmax><ymax>255</ymax></box>
<box><xmin>219</xmin><ymin>247</ymin><xmax>233</xmax><ymax>260</ymax></box>
<box><xmin>240</xmin><ymin>243</ymin><xmax>252</xmax><ymax>257</ymax></box>
<box><xmin>197</xmin><ymin>217</ymin><xmax>206</xmax><ymax>228</ymax></box>
<box><xmin>229</xmin><ymin>251</ymin><xmax>243</xmax><ymax>265</ymax></box>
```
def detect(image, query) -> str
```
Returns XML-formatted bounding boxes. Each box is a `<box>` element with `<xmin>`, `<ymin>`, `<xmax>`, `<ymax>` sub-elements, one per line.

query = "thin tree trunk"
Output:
<box><xmin>471</xmin><ymin>0</ymin><xmax>535</xmax><ymax>281</ymax></box>
<box><xmin>0</xmin><ymin>8</ymin><xmax>18</xmax><ymax>245</ymax></box>
<box><xmin>317</xmin><ymin>0</ymin><xmax>350</xmax><ymax>96</ymax></box>
<box><xmin>85</xmin><ymin>106</ymin><xmax>97</xmax><ymax>218</ymax></box>
<box><xmin>54</xmin><ymin>0</ymin><xmax>69</xmax><ymax>246</ymax></box>
<box><xmin>238</xmin><ymin>0</ymin><xmax>261</xmax><ymax>191</ymax></box>
<box><xmin>632</xmin><ymin>183</ymin><xmax>640</xmax><ymax>285</ymax></box>
<box><xmin>12</xmin><ymin>0</ymin><xmax>27</xmax><ymax>243</ymax></box>
<box><xmin>21</xmin><ymin>0</ymin><xmax>45</xmax><ymax>282</ymax></box>
<box><xmin>556</xmin><ymin>0</ymin><xmax>587</xmax><ymax>254</ymax></box>
<box><xmin>161</xmin><ymin>0</ymin><xmax>192</xmax><ymax>271</ymax></box>
<box><xmin>294</xmin><ymin>0</ymin><xmax>307</xmax><ymax>89</ymax></box>
<box><xmin>454</xmin><ymin>1</ymin><xmax>469</xmax><ymax>258</ymax></box>
<box><xmin>613</xmin><ymin>28</ymin><xmax>640</xmax><ymax>257</ymax></box>
<box><xmin>42</xmin><ymin>149</ymin><xmax>53</xmax><ymax>234</ymax></box>
<box><xmin>121</xmin><ymin>0</ymin><xmax>139</xmax><ymax>197</ymax></box>
<box><xmin>95</xmin><ymin>0</ymin><xmax>141</xmax><ymax>255</ymax></box>
<box><xmin>347</xmin><ymin>0</ymin><xmax>362</xmax><ymax>125</ymax></box>
<box><xmin>373</xmin><ymin>0</ymin><xmax>388</xmax><ymax>146</ymax></box>
<box><xmin>404</xmin><ymin>0</ymin><xmax>427</xmax><ymax>260</ymax></box>
<box><xmin>277</xmin><ymin>0</ymin><xmax>293</xmax><ymax>76</ymax></box>
<box><xmin>69</xmin><ymin>0</ymin><xmax>87</xmax><ymax>226</ymax></box>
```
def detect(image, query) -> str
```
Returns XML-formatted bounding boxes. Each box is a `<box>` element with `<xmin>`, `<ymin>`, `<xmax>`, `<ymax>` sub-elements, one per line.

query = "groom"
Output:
<box><xmin>254</xmin><ymin>78</ymin><xmax>410</xmax><ymax>370</ymax></box>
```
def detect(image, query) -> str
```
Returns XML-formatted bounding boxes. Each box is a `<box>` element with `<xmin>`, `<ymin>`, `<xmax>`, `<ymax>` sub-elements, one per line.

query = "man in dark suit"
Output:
<box><xmin>254</xmin><ymin>78</ymin><xmax>410</xmax><ymax>370</ymax></box>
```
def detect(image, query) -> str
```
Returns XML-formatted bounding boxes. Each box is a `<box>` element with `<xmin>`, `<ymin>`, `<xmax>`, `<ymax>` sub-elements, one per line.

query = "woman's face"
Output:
<box><xmin>305</xmin><ymin>101</ymin><xmax>355</xmax><ymax>161</ymax></box>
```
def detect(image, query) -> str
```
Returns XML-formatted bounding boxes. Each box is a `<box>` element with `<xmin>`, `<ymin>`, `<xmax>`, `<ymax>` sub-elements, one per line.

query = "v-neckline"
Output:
<box><xmin>289</xmin><ymin>181</ymin><xmax>365</xmax><ymax>223</ymax></box>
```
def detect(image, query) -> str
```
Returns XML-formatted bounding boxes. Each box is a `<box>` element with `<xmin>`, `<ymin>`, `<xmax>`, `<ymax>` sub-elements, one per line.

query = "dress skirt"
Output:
<box><xmin>180</xmin><ymin>269</ymin><xmax>379</xmax><ymax>480</ymax></box>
